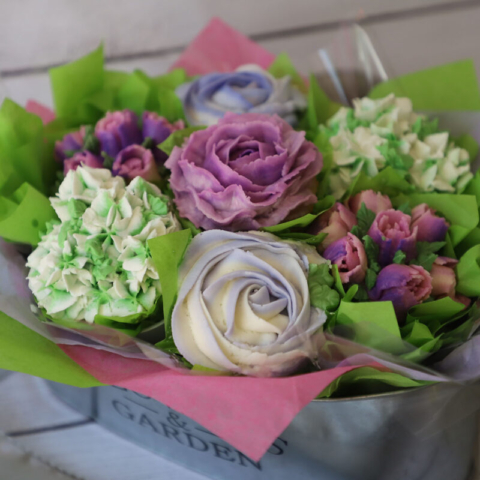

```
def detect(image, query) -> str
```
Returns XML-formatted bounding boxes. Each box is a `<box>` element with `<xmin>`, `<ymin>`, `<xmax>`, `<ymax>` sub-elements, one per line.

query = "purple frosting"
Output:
<box><xmin>176</xmin><ymin>67</ymin><xmax>305</xmax><ymax>127</ymax></box>
<box><xmin>142</xmin><ymin>112</ymin><xmax>184</xmax><ymax>163</ymax></box>
<box><xmin>368</xmin><ymin>209</ymin><xmax>417</xmax><ymax>266</ymax></box>
<box><xmin>411</xmin><ymin>204</ymin><xmax>449</xmax><ymax>242</ymax></box>
<box><xmin>142</xmin><ymin>112</ymin><xmax>184</xmax><ymax>145</ymax></box>
<box><xmin>348</xmin><ymin>189</ymin><xmax>392</xmax><ymax>215</ymax></box>
<box><xmin>55</xmin><ymin>129</ymin><xmax>84</xmax><ymax>162</ymax></box>
<box><xmin>95</xmin><ymin>110</ymin><xmax>142</xmax><ymax>158</ymax></box>
<box><xmin>63</xmin><ymin>151</ymin><xmax>103</xmax><ymax>174</ymax></box>
<box><xmin>165</xmin><ymin>112</ymin><xmax>323</xmax><ymax>231</ymax></box>
<box><xmin>323</xmin><ymin>233</ymin><xmax>367</xmax><ymax>284</ymax></box>
<box><xmin>112</xmin><ymin>145</ymin><xmax>161</xmax><ymax>183</ymax></box>
<box><xmin>310</xmin><ymin>203</ymin><xmax>357</xmax><ymax>249</ymax></box>
<box><xmin>369</xmin><ymin>264</ymin><xmax>432</xmax><ymax>322</ymax></box>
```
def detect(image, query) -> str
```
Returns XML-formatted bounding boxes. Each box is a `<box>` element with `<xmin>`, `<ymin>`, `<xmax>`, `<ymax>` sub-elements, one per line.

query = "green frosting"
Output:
<box><xmin>27</xmin><ymin>166</ymin><xmax>181</xmax><ymax>325</ymax></box>
<box><xmin>321</xmin><ymin>94</ymin><xmax>473</xmax><ymax>199</ymax></box>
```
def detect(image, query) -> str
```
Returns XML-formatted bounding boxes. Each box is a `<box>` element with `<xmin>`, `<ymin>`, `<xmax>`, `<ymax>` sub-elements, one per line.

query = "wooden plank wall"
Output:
<box><xmin>1</xmin><ymin>0</ymin><xmax>478</xmax><ymax>107</ymax></box>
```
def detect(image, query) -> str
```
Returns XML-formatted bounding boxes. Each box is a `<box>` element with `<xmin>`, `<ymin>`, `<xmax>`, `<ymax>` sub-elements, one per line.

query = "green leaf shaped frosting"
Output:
<box><xmin>321</xmin><ymin>94</ymin><xmax>473</xmax><ymax>199</ymax></box>
<box><xmin>27</xmin><ymin>166</ymin><xmax>181</xmax><ymax>325</ymax></box>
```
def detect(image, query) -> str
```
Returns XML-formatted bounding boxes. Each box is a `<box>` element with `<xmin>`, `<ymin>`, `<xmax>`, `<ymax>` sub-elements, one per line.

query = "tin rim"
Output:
<box><xmin>312</xmin><ymin>383</ymin><xmax>435</xmax><ymax>403</ymax></box>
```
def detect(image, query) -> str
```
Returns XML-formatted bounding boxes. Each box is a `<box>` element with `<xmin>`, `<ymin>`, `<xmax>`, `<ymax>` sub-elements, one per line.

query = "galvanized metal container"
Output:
<box><xmin>47</xmin><ymin>381</ymin><xmax>478</xmax><ymax>480</ymax></box>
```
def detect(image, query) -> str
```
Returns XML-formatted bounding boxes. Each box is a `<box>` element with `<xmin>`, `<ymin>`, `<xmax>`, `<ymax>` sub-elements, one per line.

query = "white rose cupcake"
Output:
<box><xmin>170</xmin><ymin>230</ymin><xmax>328</xmax><ymax>376</ymax></box>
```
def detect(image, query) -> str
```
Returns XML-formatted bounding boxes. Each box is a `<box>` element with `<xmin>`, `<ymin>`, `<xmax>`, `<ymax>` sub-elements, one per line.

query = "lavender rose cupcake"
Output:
<box><xmin>165</xmin><ymin>113</ymin><xmax>322</xmax><ymax>231</ymax></box>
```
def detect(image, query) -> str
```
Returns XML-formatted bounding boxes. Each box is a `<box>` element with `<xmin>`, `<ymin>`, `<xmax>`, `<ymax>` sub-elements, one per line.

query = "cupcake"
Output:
<box><xmin>176</xmin><ymin>64</ymin><xmax>306</xmax><ymax>126</ymax></box>
<box><xmin>27</xmin><ymin>166</ymin><xmax>180</xmax><ymax>328</ymax></box>
<box><xmin>322</xmin><ymin>94</ymin><xmax>472</xmax><ymax>199</ymax></box>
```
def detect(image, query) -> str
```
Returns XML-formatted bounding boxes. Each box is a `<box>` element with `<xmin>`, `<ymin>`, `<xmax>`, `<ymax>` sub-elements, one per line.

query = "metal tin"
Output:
<box><xmin>47</xmin><ymin>381</ymin><xmax>478</xmax><ymax>480</ymax></box>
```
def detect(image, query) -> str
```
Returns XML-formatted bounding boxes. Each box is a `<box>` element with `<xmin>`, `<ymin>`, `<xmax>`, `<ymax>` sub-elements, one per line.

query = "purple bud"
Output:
<box><xmin>411</xmin><ymin>204</ymin><xmax>449</xmax><ymax>242</ymax></box>
<box><xmin>348</xmin><ymin>189</ymin><xmax>392</xmax><ymax>215</ymax></box>
<box><xmin>430</xmin><ymin>256</ymin><xmax>457</xmax><ymax>298</ymax></box>
<box><xmin>142</xmin><ymin>111</ymin><xmax>184</xmax><ymax>144</ymax></box>
<box><xmin>430</xmin><ymin>257</ymin><xmax>470</xmax><ymax>308</ymax></box>
<box><xmin>112</xmin><ymin>145</ymin><xmax>161</xmax><ymax>183</ymax></box>
<box><xmin>368</xmin><ymin>209</ymin><xmax>417</xmax><ymax>266</ymax></box>
<box><xmin>63</xmin><ymin>151</ymin><xmax>103</xmax><ymax>175</ymax></box>
<box><xmin>95</xmin><ymin>110</ymin><xmax>142</xmax><ymax>157</ymax></box>
<box><xmin>54</xmin><ymin>128</ymin><xmax>85</xmax><ymax>162</ymax></box>
<box><xmin>323</xmin><ymin>233</ymin><xmax>367</xmax><ymax>284</ymax></box>
<box><xmin>311</xmin><ymin>203</ymin><xmax>357</xmax><ymax>249</ymax></box>
<box><xmin>142</xmin><ymin>112</ymin><xmax>185</xmax><ymax>163</ymax></box>
<box><xmin>369</xmin><ymin>264</ymin><xmax>432</xmax><ymax>322</ymax></box>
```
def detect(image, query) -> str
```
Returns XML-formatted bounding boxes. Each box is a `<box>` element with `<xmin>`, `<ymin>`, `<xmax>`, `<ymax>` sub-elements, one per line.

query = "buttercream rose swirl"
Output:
<box><xmin>171</xmin><ymin>230</ymin><xmax>327</xmax><ymax>376</ymax></box>
<box><xmin>176</xmin><ymin>64</ymin><xmax>306</xmax><ymax>126</ymax></box>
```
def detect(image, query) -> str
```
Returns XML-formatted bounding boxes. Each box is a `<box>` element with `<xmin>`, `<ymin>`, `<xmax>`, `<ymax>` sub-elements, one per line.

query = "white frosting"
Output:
<box><xmin>324</xmin><ymin>93</ymin><xmax>472</xmax><ymax>198</ymax></box>
<box><xmin>408</xmin><ymin>133</ymin><xmax>472</xmax><ymax>192</ymax></box>
<box><xmin>329</xmin><ymin>127</ymin><xmax>386</xmax><ymax>197</ymax></box>
<box><xmin>27</xmin><ymin>167</ymin><xmax>180</xmax><ymax>324</ymax></box>
<box><xmin>171</xmin><ymin>230</ymin><xmax>327</xmax><ymax>376</ymax></box>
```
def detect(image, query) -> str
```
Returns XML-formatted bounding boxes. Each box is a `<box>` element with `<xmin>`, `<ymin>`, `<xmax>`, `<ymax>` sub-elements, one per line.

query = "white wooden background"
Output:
<box><xmin>1</xmin><ymin>0</ymin><xmax>480</xmax><ymax>108</ymax></box>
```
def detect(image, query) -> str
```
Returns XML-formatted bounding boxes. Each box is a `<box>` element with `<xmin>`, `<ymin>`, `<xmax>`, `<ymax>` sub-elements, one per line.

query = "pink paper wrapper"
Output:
<box><xmin>25</xmin><ymin>100</ymin><xmax>55</xmax><ymax>124</ymax></box>
<box><xmin>60</xmin><ymin>344</ymin><xmax>378</xmax><ymax>461</ymax></box>
<box><xmin>170</xmin><ymin>17</ymin><xmax>275</xmax><ymax>75</ymax></box>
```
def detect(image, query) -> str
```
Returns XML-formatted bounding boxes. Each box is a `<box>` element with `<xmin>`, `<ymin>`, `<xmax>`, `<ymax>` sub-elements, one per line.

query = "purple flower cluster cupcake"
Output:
<box><xmin>314</xmin><ymin>189</ymin><xmax>466</xmax><ymax>322</ymax></box>
<box><xmin>55</xmin><ymin>110</ymin><xmax>184</xmax><ymax>181</ymax></box>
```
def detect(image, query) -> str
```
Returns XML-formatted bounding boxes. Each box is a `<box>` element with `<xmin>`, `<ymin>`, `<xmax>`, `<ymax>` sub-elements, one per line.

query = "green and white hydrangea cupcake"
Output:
<box><xmin>27</xmin><ymin>166</ymin><xmax>180</xmax><ymax>328</ymax></box>
<box><xmin>322</xmin><ymin>93</ymin><xmax>473</xmax><ymax>199</ymax></box>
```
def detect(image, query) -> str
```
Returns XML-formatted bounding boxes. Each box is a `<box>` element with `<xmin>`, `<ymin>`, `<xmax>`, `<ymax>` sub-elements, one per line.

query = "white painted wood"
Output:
<box><xmin>3</xmin><ymin>3</ymin><xmax>480</xmax><ymax>110</ymax></box>
<box><xmin>365</xmin><ymin>4</ymin><xmax>480</xmax><ymax>80</ymax></box>
<box><xmin>1</xmin><ymin>73</ymin><xmax>53</xmax><ymax>109</ymax></box>
<box><xmin>259</xmin><ymin>3</ymin><xmax>480</xmax><ymax>79</ymax></box>
<box><xmin>0</xmin><ymin>0</ymin><xmax>466</xmax><ymax>72</ymax></box>
<box><xmin>0</xmin><ymin>439</ymin><xmax>72</xmax><ymax>480</ymax></box>
<box><xmin>0</xmin><ymin>54</ymin><xmax>180</xmax><ymax>108</ymax></box>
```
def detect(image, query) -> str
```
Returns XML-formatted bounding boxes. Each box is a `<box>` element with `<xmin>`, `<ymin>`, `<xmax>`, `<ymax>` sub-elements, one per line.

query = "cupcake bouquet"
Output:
<box><xmin>2</xmin><ymin>18</ymin><xmax>480</xmax><ymax>461</ymax></box>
